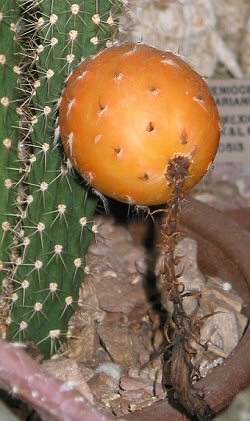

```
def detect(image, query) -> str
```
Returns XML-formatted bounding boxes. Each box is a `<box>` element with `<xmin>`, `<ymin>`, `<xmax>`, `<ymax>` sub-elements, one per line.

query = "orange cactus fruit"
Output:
<box><xmin>59</xmin><ymin>43</ymin><xmax>221</xmax><ymax>206</ymax></box>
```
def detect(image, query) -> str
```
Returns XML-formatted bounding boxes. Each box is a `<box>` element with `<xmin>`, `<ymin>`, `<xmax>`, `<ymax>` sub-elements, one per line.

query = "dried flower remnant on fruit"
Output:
<box><xmin>165</xmin><ymin>155</ymin><xmax>192</xmax><ymax>187</ymax></box>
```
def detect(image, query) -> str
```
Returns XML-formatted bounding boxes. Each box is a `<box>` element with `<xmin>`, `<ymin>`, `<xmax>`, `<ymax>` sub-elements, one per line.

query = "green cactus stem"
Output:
<box><xmin>0</xmin><ymin>2</ymin><xmax>23</xmax><ymax>329</ymax></box>
<box><xmin>0</xmin><ymin>0</ymin><xmax>123</xmax><ymax>359</ymax></box>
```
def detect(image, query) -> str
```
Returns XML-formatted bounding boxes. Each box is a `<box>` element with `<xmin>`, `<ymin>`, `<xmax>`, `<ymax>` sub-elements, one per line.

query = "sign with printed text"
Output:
<box><xmin>208</xmin><ymin>78</ymin><xmax>250</xmax><ymax>163</ymax></box>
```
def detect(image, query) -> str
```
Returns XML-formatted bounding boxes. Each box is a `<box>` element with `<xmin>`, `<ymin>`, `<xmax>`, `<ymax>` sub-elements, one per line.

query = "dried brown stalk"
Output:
<box><xmin>159</xmin><ymin>155</ymin><xmax>213</xmax><ymax>421</ymax></box>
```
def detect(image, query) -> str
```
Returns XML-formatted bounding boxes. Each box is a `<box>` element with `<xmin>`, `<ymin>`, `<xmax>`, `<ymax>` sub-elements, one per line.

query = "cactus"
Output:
<box><xmin>0</xmin><ymin>0</ymin><xmax>123</xmax><ymax>359</ymax></box>
<box><xmin>0</xmin><ymin>2</ymin><xmax>21</xmax><ymax>286</ymax></box>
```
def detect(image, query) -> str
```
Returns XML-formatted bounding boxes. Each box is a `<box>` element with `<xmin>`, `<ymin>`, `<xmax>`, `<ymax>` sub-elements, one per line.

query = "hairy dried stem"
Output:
<box><xmin>160</xmin><ymin>155</ymin><xmax>213</xmax><ymax>421</ymax></box>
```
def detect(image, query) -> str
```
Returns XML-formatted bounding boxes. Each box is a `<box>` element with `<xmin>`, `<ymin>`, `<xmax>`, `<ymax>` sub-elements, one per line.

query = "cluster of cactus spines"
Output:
<box><xmin>0</xmin><ymin>0</ymin><xmax>123</xmax><ymax>358</ymax></box>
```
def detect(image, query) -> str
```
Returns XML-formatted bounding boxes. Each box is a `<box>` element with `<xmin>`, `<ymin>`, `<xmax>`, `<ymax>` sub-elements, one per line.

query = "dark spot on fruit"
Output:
<box><xmin>149</xmin><ymin>86</ymin><xmax>157</xmax><ymax>92</ymax></box>
<box><xmin>146</xmin><ymin>122</ymin><xmax>155</xmax><ymax>132</ymax></box>
<box><xmin>180</xmin><ymin>130</ymin><xmax>188</xmax><ymax>145</ymax></box>
<box><xmin>114</xmin><ymin>71</ymin><xmax>123</xmax><ymax>80</ymax></box>
<box><xmin>113</xmin><ymin>147</ymin><xmax>123</xmax><ymax>159</ymax></box>
<box><xmin>139</xmin><ymin>172</ymin><xmax>150</xmax><ymax>181</ymax></box>
<box><xmin>196</xmin><ymin>93</ymin><xmax>204</xmax><ymax>101</ymax></box>
<box><xmin>98</xmin><ymin>102</ymin><xmax>107</xmax><ymax>117</ymax></box>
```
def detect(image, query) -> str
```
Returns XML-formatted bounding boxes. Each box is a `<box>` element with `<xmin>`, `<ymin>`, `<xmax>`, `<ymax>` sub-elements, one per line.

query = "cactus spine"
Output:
<box><xmin>0</xmin><ymin>0</ymin><xmax>123</xmax><ymax>359</ymax></box>
<box><xmin>0</xmin><ymin>1</ymin><xmax>23</xmax><ymax>329</ymax></box>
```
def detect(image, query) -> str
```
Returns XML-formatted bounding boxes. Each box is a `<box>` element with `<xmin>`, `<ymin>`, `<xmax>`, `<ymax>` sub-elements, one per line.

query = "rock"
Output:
<box><xmin>199</xmin><ymin>307</ymin><xmax>245</xmax><ymax>358</ymax></box>
<box><xmin>193</xmin><ymin>192</ymin><xmax>218</xmax><ymax>204</ymax></box>
<box><xmin>97</xmin><ymin>318</ymin><xmax>135</xmax><ymax>367</ymax></box>
<box><xmin>126</xmin><ymin>356</ymin><xmax>164</xmax><ymax>396</ymax></box>
<box><xmin>135</xmin><ymin>249</ymin><xmax>162</xmax><ymax>277</ymax></box>
<box><xmin>121</xmin><ymin>389</ymin><xmax>158</xmax><ymax>412</ymax></box>
<box><xmin>95</xmin><ymin>274</ymin><xmax>149</xmax><ymax>315</ymax></box>
<box><xmin>195</xmin><ymin>276</ymin><xmax>248</xmax><ymax>361</ymax></box>
<box><xmin>109</xmin><ymin>395</ymin><xmax>130</xmax><ymax>417</ymax></box>
<box><xmin>78</xmin><ymin>280</ymin><xmax>105</xmax><ymax>324</ymax></box>
<box><xmin>235</xmin><ymin>312</ymin><xmax>248</xmax><ymax>337</ymax></box>
<box><xmin>120</xmin><ymin>375</ymin><xmax>155</xmax><ymax>396</ymax></box>
<box><xmin>95</xmin><ymin>362</ymin><xmax>121</xmax><ymax>384</ymax></box>
<box><xmin>129</xmin><ymin>321</ymin><xmax>153</xmax><ymax>366</ymax></box>
<box><xmin>153</xmin><ymin>328</ymin><xmax>164</xmax><ymax>351</ymax></box>
<box><xmin>62</xmin><ymin>215</ymin><xmax>247</xmax><ymax>416</ymax></box>
<box><xmin>43</xmin><ymin>358</ymin><xmax>94</xmax><ymax>404</ymax></box>
<box><xmin>66</xmin><ymin>325</ymin><xmax>99</xmax><ymax>363</ymax></box>
<box><xmin>88</xmin><ymin>218</ymin><xmax>143</xmax><ymax>275</ymax></box>
<box><xmin>175</xmin><ymin>238</ymin><xmax>206</xmax><ymax>292</ymax></box>
<box><xmin>88</xmin><ymin>372</ymin><xmax>119</xmax><ymax>400</ymax></box>
<box><xmin>109</xmin><ymin>371</ymin><xmax>164</xmax><ymax>416</ymax></box>
<box><xmin>197</xmin><ymin>352</ymin><xmax>224</xmax><ymax>378</ymax></box>
<box><xmin>129</xmin><ymin>396</ymin><xmax>160</xmax><ymax>412</ymax></box>
<box><xmin>201</xmin><ymin>276</ymin><xmax>244</xmax><ymax>313</ymax></box>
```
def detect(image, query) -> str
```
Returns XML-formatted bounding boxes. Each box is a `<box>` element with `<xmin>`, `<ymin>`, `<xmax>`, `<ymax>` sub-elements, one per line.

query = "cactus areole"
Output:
<box><xmin>59</xmin><ymin>44</ymin><xmax>220</xmax><ymax>206</ymax></box>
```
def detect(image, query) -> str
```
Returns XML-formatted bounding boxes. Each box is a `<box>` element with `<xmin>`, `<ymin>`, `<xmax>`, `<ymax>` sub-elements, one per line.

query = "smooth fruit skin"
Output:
<box><xmin>59</xmin><ymin>43</ymin><xmax>221</xmax><ymax>206</ymax></box>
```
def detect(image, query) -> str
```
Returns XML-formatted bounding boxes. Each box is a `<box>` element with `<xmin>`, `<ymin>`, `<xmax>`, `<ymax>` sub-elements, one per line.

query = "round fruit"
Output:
<box><xmin>59</xmin><ymin>43</ymin><xmax>221</xmax><ymax>206</ymax></box>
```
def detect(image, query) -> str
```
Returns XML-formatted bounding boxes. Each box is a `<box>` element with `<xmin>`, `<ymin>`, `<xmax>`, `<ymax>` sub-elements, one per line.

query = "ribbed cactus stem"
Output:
<box><xmin>0</xmin><ymin>0</ymin><xmax>123</xmax><ymax>358</ymax></box>
<box><xmin>0</xmin><ymin>1</ymin><xmax>23</xmax><ymax>335</ymax></box>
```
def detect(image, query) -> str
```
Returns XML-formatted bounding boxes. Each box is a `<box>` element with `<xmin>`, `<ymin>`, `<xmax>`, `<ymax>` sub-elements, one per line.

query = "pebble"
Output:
<box><xmin>50</xmin><ymin>216</ymin><xmax>247</xmax><ymax>415</ymax></box>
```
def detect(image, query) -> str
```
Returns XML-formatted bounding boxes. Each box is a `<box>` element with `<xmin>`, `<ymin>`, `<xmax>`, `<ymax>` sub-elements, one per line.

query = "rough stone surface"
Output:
<box><xmin>66</xmin><ymin>325</ymin><xmax>98</xmax><ymax>363</ymax></box>
<box><xmin>95</xmin><ymin>274</ymin><xmax>149</xmax><ymax>315</ymax></box>
<box><xmin>43</xmin><ymin>358</ymin><xmax>94</xmax><ymax>404</ymax></box>
<box><xmin>120</xmin><ymin>375</ymin><xmax>164</xmax><ymax>397</ymax></box>
<box><xmin>120</xmin><ymin>0</ymin><xmax>249</xmax><ymax>77</ymax></box>
<box><xmin>54</xmin><ymin>215</ymin><xmax>247</xmax><ymax>414</ymax></box>
<box><xmin>88</xmin><ymin>372</ymin><xmax>119</xmax><ymax>399</ymax></box>
<box><xmin>97</xmin><ymin>320</ymin><xmax>135</xmax><ymax>368</ymax></box>
<box><xmin>200</xmin><ymin>277</ymin><xmax>244</xmax><ymax>314</ymax></box>
<box><xmin>199</xmin><ymin>307</ymin><xmax>245</xmax><ymax>358</ymax></box>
